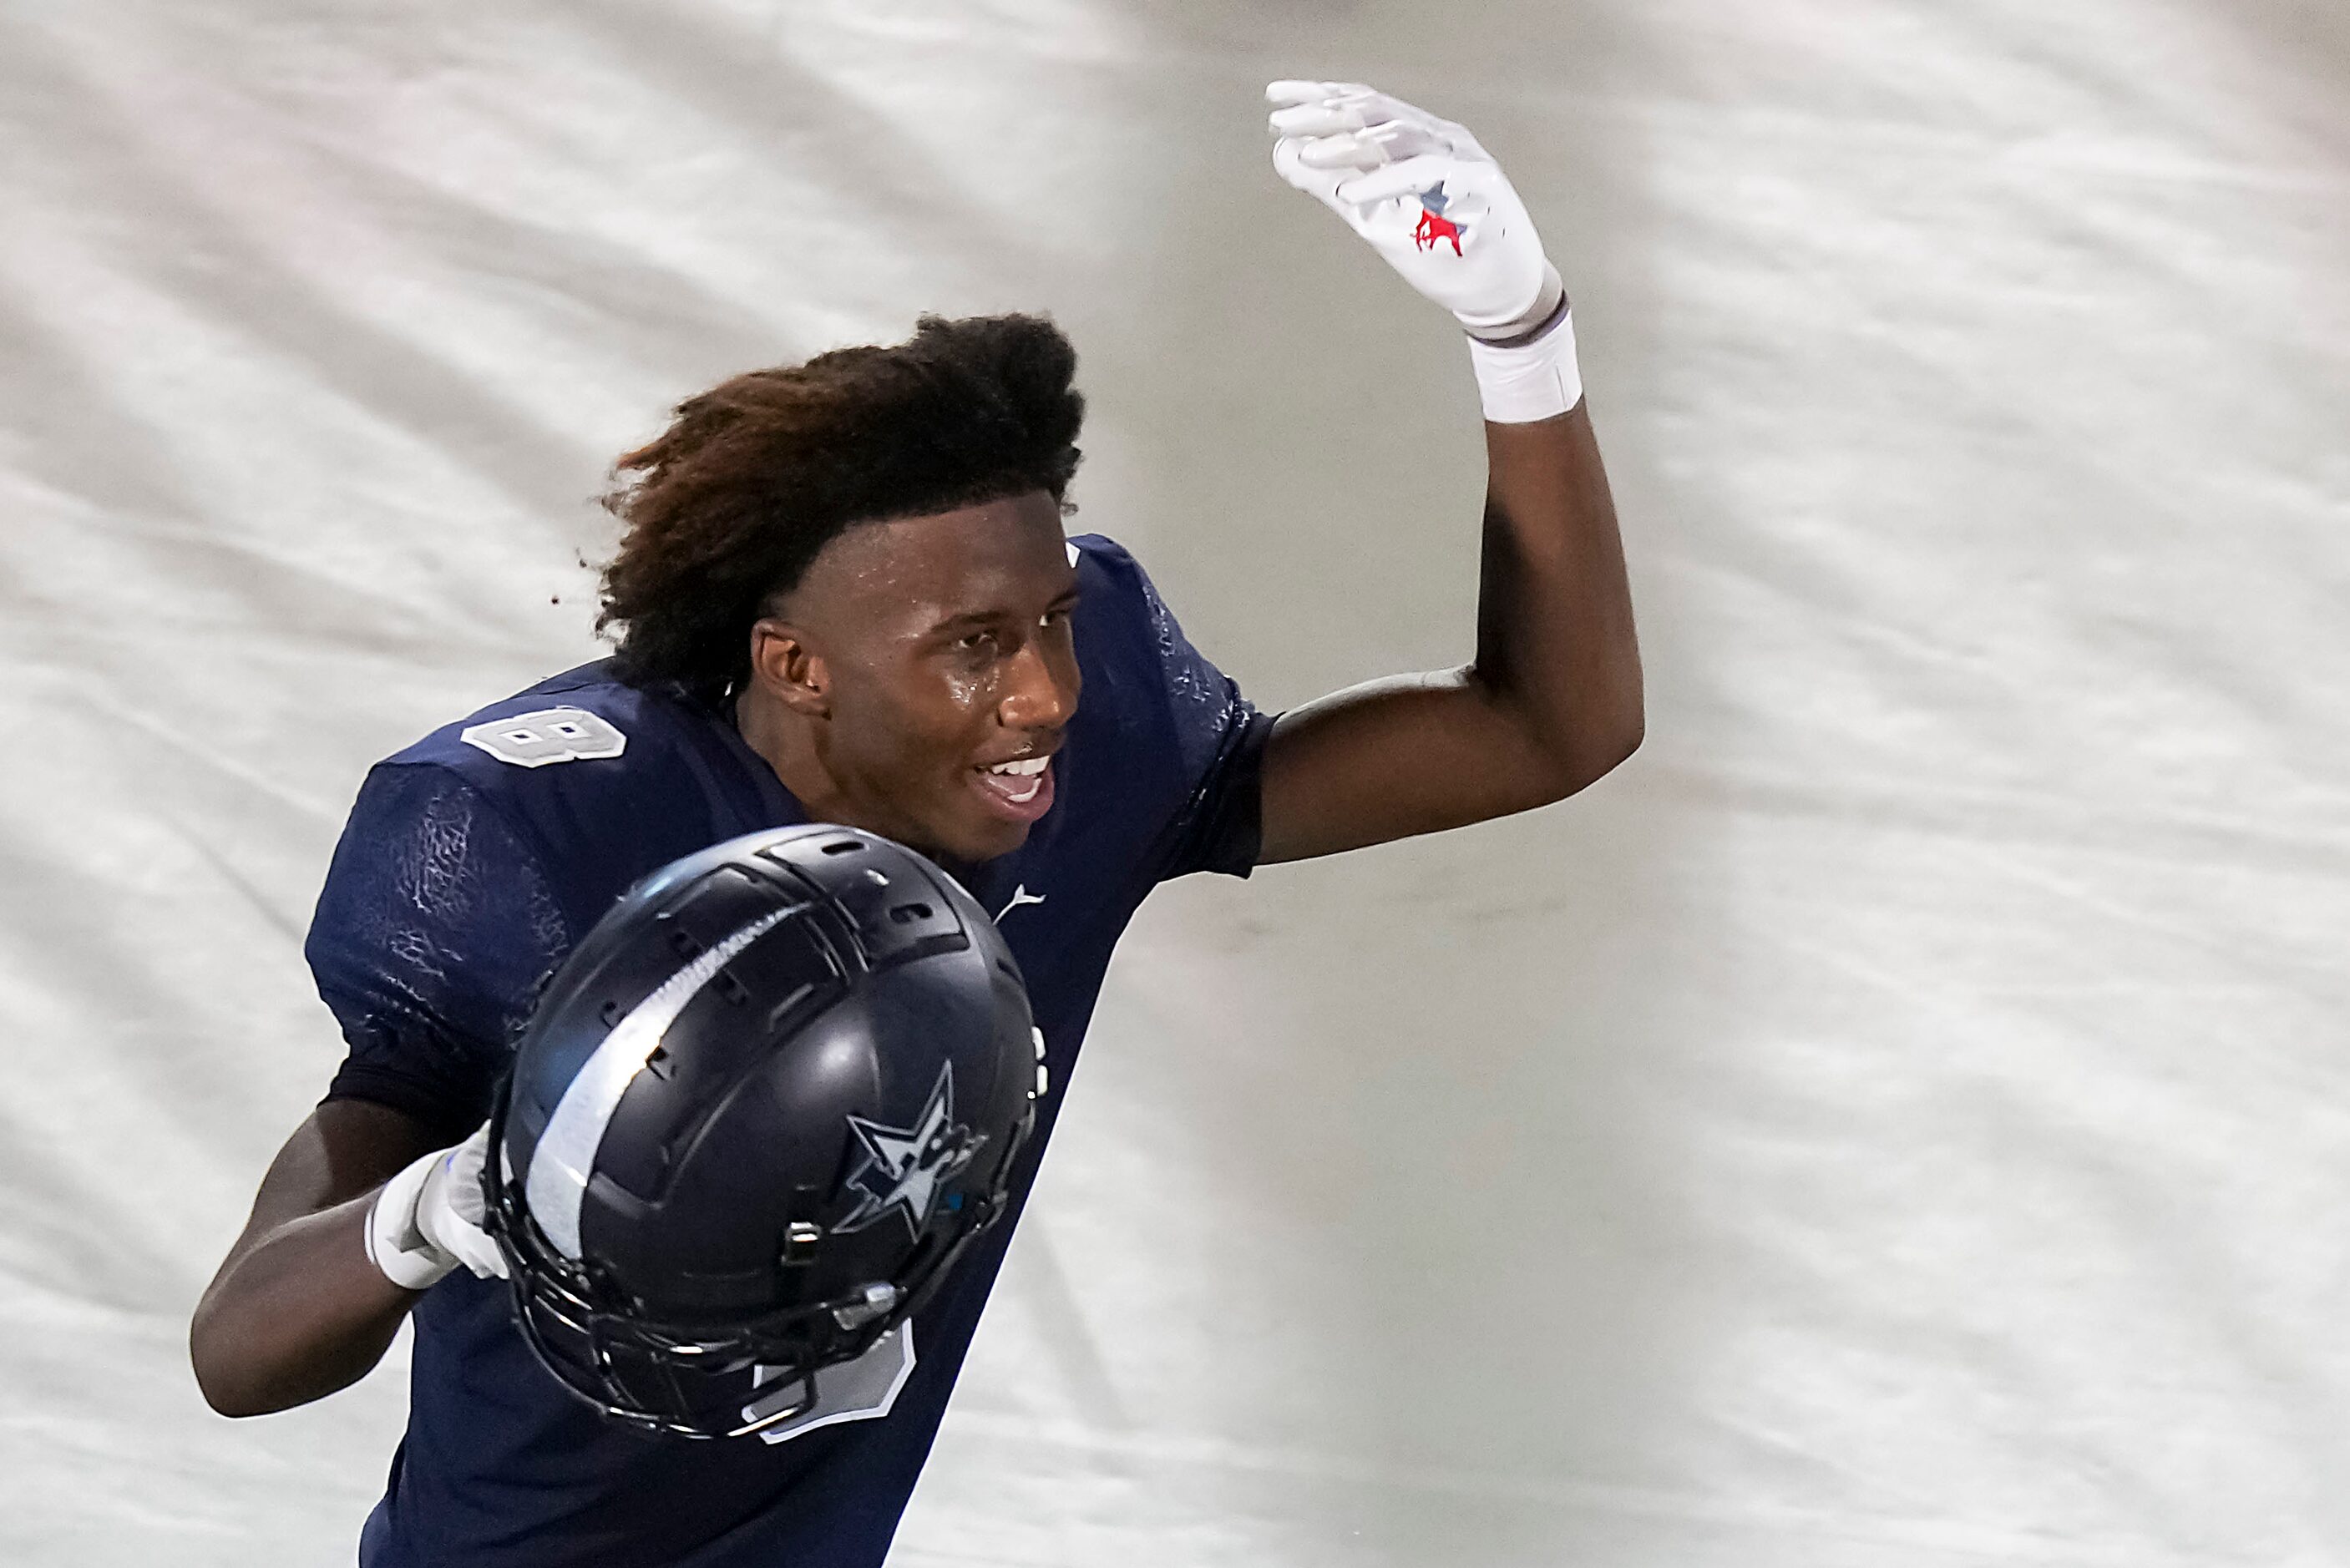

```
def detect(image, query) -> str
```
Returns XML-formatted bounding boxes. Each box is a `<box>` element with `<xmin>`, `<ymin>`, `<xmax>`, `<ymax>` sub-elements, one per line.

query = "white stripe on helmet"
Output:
<box><xmin>526</xmin><ymin>906</ymin><xmax>794</xmax><ymax>1258</ymax></box>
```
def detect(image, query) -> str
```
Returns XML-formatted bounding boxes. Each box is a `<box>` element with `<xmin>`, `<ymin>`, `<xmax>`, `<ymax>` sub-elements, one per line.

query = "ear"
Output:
<box><xmin>748</xmin><ymin>617</ymin><xmax>830</xmax><ymax>717</ymax></box>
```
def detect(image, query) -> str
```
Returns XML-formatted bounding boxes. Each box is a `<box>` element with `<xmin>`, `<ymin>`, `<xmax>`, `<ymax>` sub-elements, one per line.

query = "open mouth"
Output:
<box><xmin>970</xmin><ymin>753</ymin><xmax>1056</xmax><ymax>825</ymax></box>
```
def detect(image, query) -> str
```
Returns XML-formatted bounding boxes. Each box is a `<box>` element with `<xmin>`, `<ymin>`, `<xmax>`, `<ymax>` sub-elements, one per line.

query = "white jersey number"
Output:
<box><xmin>458</xmin><ymin>707</ymin><xmax>628</xmax><ymax>768</ymax></box>
<box><xmin>746</xmin><ymin>1323</ymin><xmax>917</xmax><ymax>1445</ymax></box>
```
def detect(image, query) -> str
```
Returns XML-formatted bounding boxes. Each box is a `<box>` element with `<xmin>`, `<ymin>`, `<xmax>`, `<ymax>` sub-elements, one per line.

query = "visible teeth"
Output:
<box><xmin>986</xmin><ymin>756</ymin><xmax>1050</xmax><ymax>776</ymax></box>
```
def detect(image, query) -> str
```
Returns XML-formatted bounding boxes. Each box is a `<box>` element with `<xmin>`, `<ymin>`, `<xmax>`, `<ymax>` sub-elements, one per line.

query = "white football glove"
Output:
<box><xmin>366</xmin><ymin>1122</ymin><xmax>509</xmax><ymax>1291</ymax></box>
<box><xmin>1268</xmin><ymin>80</ymin><xmax>1563</xmax><ymax>341</ymax></box>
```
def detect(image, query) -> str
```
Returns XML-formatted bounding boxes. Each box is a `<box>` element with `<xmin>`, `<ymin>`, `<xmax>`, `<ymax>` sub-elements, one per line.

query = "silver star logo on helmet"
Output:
<box><xmin>837</xmin><ymin>1063</ymin><xmax>983</xmax><ymax>1237</ymax></box>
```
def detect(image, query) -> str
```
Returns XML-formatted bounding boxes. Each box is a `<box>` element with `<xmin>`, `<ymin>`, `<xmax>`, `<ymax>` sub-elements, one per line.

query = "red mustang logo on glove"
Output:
<box><xmin>1413</xmin><ymin>184</ymin><xmax>1466</xmax><ymax>255</ymax></box>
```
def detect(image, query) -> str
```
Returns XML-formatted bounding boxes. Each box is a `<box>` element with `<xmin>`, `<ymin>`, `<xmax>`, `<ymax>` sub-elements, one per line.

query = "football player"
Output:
<box><xmin>190</xmin><ymin>83</ymin><xmax>1642</xmax><ymax>1567</ymax></box>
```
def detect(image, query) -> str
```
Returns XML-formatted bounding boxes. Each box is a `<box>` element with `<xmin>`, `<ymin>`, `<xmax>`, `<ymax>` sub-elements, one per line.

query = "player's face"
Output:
<box><xmin>782</xmin><ymin>491</ymin><xmax>1082</xmax><ymax>863</ymax></box>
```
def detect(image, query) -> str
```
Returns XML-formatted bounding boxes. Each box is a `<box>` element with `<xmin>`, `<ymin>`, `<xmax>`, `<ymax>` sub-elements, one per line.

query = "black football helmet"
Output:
<box><xmin>480</xmin><ymin>824</ymin><xmax>1044</xmax><ymax>1439</ymax></box>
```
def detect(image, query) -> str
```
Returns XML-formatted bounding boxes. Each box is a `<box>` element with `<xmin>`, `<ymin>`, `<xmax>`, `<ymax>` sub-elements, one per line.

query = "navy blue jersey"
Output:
<box><xmin>305</xmin><ymin>535</ymin><xmax>1270</xmax><ymax>1568</ymax></box>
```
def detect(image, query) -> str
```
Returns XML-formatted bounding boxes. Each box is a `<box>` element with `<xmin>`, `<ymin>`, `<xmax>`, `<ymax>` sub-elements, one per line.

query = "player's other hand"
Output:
<box><xmin>1267</xmin><ymin>80</ymin><xmax>1562</xmax><ymax>341</ymax></box>
<box><xmin>366</xmin><ymin>1122</ymin><xmax>509</xmax><ymax>1290</ymax></box>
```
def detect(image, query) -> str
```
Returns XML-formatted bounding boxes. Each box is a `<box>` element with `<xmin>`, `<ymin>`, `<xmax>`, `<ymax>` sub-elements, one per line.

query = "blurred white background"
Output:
<box><xmin>3</xmin><ymin>1</ymin><xmax>2346</xmax><ymax>1563</ymax></box>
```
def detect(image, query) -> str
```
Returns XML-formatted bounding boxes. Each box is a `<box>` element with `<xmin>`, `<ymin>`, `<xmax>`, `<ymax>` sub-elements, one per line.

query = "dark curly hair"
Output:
<box><xmin>597</xmin><ymin>313</ymin><xmax>1083</xmax><ymax>700</ymax></box>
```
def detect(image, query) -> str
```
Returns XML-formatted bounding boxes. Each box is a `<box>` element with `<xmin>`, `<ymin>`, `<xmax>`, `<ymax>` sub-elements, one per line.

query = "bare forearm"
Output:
<box><xmin>191</xmin><ymin>1192</ymin><xmax>416</xmax><ymax>1415</ymax></box>
<box><xmin>1258</xmin><ymin>401</ymin><xmax>1640</xmax><ymax>864</ymax></box>
<box><xmin>190</xmin><ymin>1101</ymin><xmax>438</xmax><ymax>1417</ymax></box>
<box><xmin>1470</xmin><ymin>402</ymin><xmax>1643</xmax><ymax>786</ymax></box>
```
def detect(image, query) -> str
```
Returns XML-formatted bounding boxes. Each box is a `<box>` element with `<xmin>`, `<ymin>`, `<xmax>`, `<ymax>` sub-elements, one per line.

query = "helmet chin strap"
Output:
<box><xmin>829</xmin><ymin>1282</ymin><xmax>900</xmax><ymax>1330</ymax></box>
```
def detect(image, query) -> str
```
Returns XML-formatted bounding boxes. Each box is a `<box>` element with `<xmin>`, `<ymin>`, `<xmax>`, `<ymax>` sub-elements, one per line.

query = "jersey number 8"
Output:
<box><xmin>460</xmin><ymin>707</ymin><xmax>629</xmax><ymax>768</ymax></box>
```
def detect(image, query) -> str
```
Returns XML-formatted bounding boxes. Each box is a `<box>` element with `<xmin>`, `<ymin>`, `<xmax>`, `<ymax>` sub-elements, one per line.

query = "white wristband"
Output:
<box><xmin>366</xmin><ymin>1146</ymin><xmax>458</xmax><ymax>1291</ymax></box>
<box><xmin>1467</xmin><ymin>310</ymin><xmax>1583</xmax><ymax>423</ymax></box>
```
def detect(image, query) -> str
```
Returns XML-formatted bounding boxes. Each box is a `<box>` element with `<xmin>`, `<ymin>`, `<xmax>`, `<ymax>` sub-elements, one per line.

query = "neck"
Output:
<box><xmin>732</xmin><ymin>685</ymin><xmax>970</xmax><ymax>873</ymax></box>
<box><xmin>733</xmin><ymin>685</ymin><xmax>855</xmax><ymax>825</ymax></box>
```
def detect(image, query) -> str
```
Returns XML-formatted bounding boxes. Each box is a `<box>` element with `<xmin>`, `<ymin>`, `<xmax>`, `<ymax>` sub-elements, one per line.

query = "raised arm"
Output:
<box><xmin>1253</xmin><ymin>83</ymin><xmax>1641</xmax><ymax>864</ymax></box>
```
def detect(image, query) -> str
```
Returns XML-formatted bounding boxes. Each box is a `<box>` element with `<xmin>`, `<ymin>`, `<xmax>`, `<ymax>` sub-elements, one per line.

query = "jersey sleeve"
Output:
<box><xmin>304</xmin><ymin>762</ymin><xmax>572</xmax><ymax>1144</ymax></box>
<box><xmin>1127</xmin><ymin>555</ymin><xmax>1279</xmax><ymax>883</ymax></box>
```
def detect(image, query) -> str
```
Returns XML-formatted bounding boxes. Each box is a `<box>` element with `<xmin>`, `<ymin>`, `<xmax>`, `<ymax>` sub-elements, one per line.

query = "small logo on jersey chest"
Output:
<box><xmin>996</xmin><ymin>884</ymin><xmax>1047</xmax><ymax>920</ymax></box>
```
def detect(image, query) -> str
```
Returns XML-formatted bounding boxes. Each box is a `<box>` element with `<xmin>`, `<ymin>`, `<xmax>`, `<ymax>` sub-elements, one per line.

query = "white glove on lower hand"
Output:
<box><xmin>1268</xmin><ymin>80</ymin><xmax>1562</xmax><ymax>341</ymax></box>
<box><xmin>366</xmin><ymin>1122</ymin><xmax>509</xmax><ymax>1290</ymax></box>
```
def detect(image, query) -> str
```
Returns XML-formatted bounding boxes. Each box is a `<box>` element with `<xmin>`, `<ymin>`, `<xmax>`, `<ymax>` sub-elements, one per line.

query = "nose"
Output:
<box><xmin>997</xmin><ymin>630</ymin><xmax>1080</xmax><ymax>733</ymax></box>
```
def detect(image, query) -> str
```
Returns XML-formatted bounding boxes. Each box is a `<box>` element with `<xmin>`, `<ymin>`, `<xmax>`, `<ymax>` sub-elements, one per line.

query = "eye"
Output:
<box><xmin>955</xmin><ymin>630</ymin><xmax>1000</xmax><ymax>655</ymax></box>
